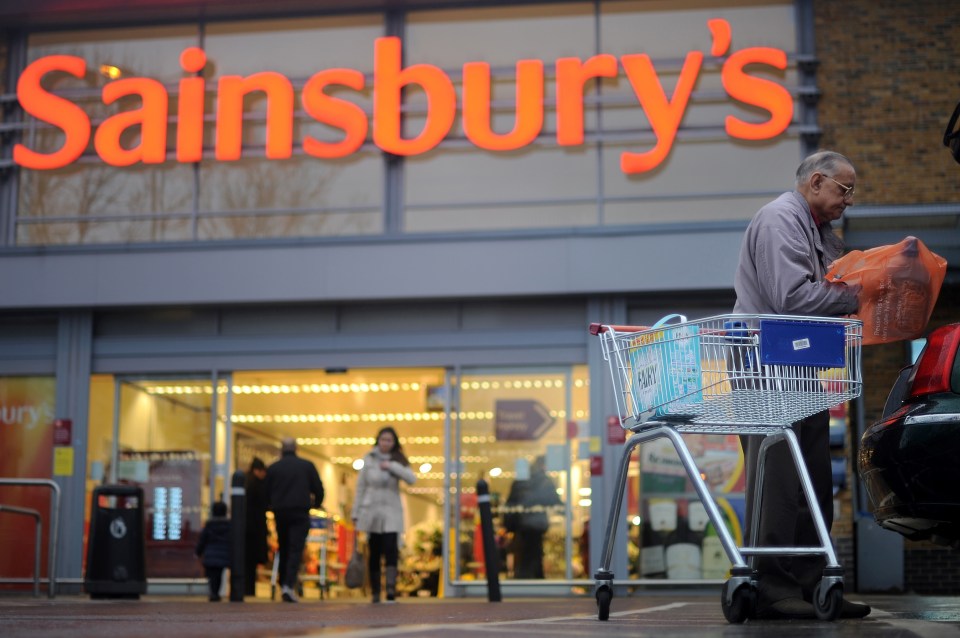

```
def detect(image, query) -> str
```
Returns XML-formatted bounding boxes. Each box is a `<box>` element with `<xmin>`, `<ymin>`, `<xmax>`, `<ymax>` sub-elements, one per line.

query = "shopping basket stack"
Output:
<box><xmin>588</xmin><ymin>313</ymin><xmax>862</xmax><ymax>623</ymax></box>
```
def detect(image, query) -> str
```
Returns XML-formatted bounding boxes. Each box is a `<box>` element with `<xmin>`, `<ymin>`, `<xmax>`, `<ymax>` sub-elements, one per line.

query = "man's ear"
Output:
<box><xmin>808</xmin><ymin>171</ymin><xmax>822</xmax><ymax>193</ymax></box>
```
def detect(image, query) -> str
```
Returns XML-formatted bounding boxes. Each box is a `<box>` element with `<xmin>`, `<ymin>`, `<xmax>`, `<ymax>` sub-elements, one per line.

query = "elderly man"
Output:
<box><xmin>265</xmin><ymin>437</ymin><xmax>323</xmax><ymax>603</ymax></box>
<box><xmin>734</xmin><ymin>150</ymin><xmax>869</xmax><ymax>620</ymax></box>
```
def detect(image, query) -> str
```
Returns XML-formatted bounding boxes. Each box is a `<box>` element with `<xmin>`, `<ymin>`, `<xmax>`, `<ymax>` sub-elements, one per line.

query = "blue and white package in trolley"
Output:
<box><xmin>627</xmin><ymin>314</ymin><xmax>702</xmax><ymax>421</ymax></box>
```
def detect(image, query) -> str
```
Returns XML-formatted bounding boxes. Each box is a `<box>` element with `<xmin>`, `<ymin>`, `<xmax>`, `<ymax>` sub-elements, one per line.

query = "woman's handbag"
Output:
<box><xmin>344</xmin><ymin>532</ymin><xmax>364</xmax><ymax>589</ymax></box>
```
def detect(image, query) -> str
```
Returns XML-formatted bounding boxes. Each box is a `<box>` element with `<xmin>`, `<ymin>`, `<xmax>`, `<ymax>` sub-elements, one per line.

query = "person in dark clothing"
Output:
<box><xmin>196</xmin><ymin>501</ymin><xmax>231</xmax><ymax>602</ymax></box>
<box><xmin>265</xmin><ymin>437</ymin><xmax>324</xmax><ymax>603</ymax></box>
<box><xmin>244</xmin><ymin>457</ymin><xmax>269</xmax><ymax>597</ymax></box>
<box><xmin>505</xmin><ymin>456</ymin><xmax>562</xmax><ymax>579</ymax></box>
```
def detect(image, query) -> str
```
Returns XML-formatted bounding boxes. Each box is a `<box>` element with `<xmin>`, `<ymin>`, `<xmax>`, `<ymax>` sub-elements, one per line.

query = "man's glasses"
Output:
<box><xmin>822</xmin><ymin>174</ymin><xmax>856</xmax><ymax>201</ymax></box>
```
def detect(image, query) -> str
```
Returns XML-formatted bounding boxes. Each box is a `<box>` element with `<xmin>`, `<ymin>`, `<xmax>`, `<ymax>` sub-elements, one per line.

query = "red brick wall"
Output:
<box><xmin>815</xmin><ymin>0</ymin><xmax>960</xmax><ymax>202</ymax></box>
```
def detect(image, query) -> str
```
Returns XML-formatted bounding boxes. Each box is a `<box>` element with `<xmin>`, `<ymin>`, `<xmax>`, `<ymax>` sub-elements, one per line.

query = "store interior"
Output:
<box><xmin>85</xmin><ymin>365</ymin><xmax>592</xmax><ymax>596</ymax></box>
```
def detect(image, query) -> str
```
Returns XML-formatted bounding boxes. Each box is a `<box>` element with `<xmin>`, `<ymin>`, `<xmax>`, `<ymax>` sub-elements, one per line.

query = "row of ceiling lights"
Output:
<box><xmin>146</xmin><ymin>378</ymin><xmax>586</xmax><ymax>396</ymax></box>
<box><xmin>232</xmin><ymin>408</ymin><xmax>587</xmax><ymax>424</ymax></box>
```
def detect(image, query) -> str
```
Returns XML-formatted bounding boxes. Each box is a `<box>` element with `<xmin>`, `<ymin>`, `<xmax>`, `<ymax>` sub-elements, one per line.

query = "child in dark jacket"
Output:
<box><xmin>196</xmin><ymin>501</ymin><xmax>232</xmax><ymax>601</ymax></box>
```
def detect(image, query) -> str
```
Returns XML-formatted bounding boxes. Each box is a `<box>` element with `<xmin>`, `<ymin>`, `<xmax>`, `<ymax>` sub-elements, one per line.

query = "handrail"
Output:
<box><xmin>0</xmin><ymin>478</ymin><xmax>61</xmax><ymax>598</ymax></box>
<box><xmin>0</xmin><ymin>505</ymin><xmax>42</xmax><ymax>597</ymax></box>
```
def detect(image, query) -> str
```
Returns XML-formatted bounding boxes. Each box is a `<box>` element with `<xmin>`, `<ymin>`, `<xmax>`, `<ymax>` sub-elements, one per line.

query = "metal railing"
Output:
<box><xmin>0</xmin><ymin>479</ymin><xmax>61</xmax><ymax>598</ymax></box>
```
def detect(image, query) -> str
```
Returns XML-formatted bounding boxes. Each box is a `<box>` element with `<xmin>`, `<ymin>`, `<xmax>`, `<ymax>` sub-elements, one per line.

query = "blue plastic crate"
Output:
<box><xmin>759</xmin><ymin>320</ymin><xmax>846</xmax><ymax>368</ymax></box>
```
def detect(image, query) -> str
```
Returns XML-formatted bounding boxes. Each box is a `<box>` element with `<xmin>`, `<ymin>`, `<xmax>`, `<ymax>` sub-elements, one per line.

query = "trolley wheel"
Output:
<box><xmin>596</xmin><ymin>586</ymin><xmax>613</xmax><ymax>621</ymax></box>
<box><xmin>720</xmin><ymin>583</ymin><xmax>756</xmax><ymax>624</ymax></box>
<box><xmin>813</xmin><ymin>581</ymin><xmax>843</xmax><ymax>622</ymax></box>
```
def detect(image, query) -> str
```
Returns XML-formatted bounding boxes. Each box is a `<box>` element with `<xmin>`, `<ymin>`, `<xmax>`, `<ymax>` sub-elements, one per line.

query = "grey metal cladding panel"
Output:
<box><xmin>0</xmin><ymin>230</ymin><xmax>744</xmax><ymax>309</ymax></box>
<box><xmin>0</xmin><ymin>334</ymin><xmax>57</xmax><ymax>374</ymax></box>
<box><xmin>0</xmin><ymin>316</ymin><xmax>58</xmax><ymax>372</ymax></box>
<box><xmin>93</xmin><ymin>308</ymin><xmax>220</xmax><ymax>337</ymax></box>
<box><xmin>219</xmin><ymin>305</ymin><xmax>339</xmax><ymax>336</ymax></box>
<box><xmin>461</xmin><ymin>298</ymin><xmax>586</xmax><ymax>331</ymax></box>
<box><xmin>0</xmin><ymin>335</ymin><xmax>57</xmax><ymax>362</ymax></box>
<box><xmin>338</xmin><ymin>302</ymin><xmax>461</xmax><ymax>333</ymax></box>
<box><xmin>0</xmin><ymin>314</ymin><xmax>59</xmax><ymax>337</ymax></box>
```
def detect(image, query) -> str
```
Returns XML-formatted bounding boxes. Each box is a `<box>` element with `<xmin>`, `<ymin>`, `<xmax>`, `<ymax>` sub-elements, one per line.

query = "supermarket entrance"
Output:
<box><xmin>92</xmin><ymin>364</ymin><xmax>591</xmax><ymax>596</ymax></box>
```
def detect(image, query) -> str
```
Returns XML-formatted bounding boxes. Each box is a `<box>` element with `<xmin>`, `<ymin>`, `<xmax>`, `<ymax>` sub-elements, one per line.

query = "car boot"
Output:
<box><xmin>370</xmin><ymin>570</ymin><xmax>381</xmax><ymax>603</ymax></box>
<box><xmin>385</xmin><ymin>566</ymin><xmax>398</xmax><ymax>603</ymax></box>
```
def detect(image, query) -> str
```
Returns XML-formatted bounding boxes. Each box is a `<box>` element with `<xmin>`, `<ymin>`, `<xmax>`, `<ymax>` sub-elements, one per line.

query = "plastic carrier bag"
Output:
<box><xmin>826</xmin><ymin>236</ymin><xmax>947</xmax><ymax>345</ymax></box>
<box><xmin>627</xmin><ymin>314</ymin><xmax>702</xmax><ymax>419</ymax></box>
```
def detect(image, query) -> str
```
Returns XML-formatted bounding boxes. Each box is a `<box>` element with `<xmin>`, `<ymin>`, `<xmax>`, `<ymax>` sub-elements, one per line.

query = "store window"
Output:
<box><xmin>17</xmin><ymin>16</ymin><xmax>385</xmax><ymax>246</ymax></box>
<box><xmin>452</xmin><ymin>365</ymin><xmax>590</xmax><ymax>583</ymax></box>
<box><xmin>0</xmin><ymin>376</ymin><xmax>56</xmax><ymax>587</ymax></box>
<box><xmin>598</xmin><ymin>1</ymin><xmax>801</xmax><ymax>226</ymax></box>
<box><xmin>86</xmin><ymin>374</ymin><xmax>228</xmax><ymax>580</ymax></box>
<box><xmin>85</xmin><ymin>364</ymin><xmax>591</xmax><ymax>593</ymax></box>
<box><xmin>19</xmin><ymin>26</ymin><xmax>199</xmax><ymax>245</ymax></box>
<box><xmin>627</xmin><ymin>434</ymin><xmax>744</xmax><ymax>580</ymax></box>
<box><xmin>403</xmin><ymin>4</ymin><xmax>600</xmax><ymax>233</ymax></box>
<box><xmin>11</xmin><ymin>1</ymin><xmax>806</xmax><ymax>246</ymax></box>
<box><xmin>200</xmin><ymin>16</ymin><xmax>384</xmax><ymax>239</ymax></box>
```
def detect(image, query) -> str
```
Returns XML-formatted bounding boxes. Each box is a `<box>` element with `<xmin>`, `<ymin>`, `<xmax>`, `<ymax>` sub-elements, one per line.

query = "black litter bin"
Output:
<box><xmin>85</xmin><ymin>484</ymin><xmax>147</xmax><ymax>599</ymax></box>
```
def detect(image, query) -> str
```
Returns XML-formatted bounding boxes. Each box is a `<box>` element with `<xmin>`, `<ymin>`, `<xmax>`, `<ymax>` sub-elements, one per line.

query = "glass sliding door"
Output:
<box><xmin>450</xmin><ymin>365</ymin><xmax>591</xmax><ymax>586</ymax></box>
<box><xmin>112</xmin><ymin>374</ymin><xmax>231</xmax><ymax>579</ymax></box>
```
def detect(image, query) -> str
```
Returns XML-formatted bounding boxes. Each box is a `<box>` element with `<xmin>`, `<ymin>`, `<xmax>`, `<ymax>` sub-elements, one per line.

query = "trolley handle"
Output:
<box><xmin>589</xmin><ymin>315</ymin><xmax>687</xmax><ymax>336</ymax></box>
<box><xmin>588</xmin><ymin>323</ymin><xmax>649</xmax><ymax>335</ymax></box>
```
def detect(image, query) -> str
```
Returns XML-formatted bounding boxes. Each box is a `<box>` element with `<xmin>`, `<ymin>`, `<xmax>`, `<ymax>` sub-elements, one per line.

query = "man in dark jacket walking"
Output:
<box><xmin>265</xmin><ymin>437</ymin><xmax>324</xmax><ymax>603</ymax></box>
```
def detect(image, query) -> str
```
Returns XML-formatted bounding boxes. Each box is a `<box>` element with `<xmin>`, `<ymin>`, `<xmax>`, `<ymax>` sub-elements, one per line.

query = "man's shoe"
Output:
<box><xmin>281</xmin><ymin>586</ymin><xmax>299</xmax><ymax>603</ymax></box>
<box><xmin>208</xmin><ymin>595</ymin><xmax>220</xmax><ymax>602</ymax></box>
<box><xmin>755</xmin><ymin>597</ymin><xmax>816</xmax><ymax>620</ymax></box>
<box><xmin>840</xmin><ymin>599</ymin><xmax>871</xmax><ymax>619</ymax></box>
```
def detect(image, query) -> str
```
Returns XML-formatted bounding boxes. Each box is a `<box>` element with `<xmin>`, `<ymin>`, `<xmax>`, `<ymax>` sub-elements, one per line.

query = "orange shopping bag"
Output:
<box><xmin>826</xmin><ymin>236</ymin><xmax>947</xmax><ymax>345</ymax></box>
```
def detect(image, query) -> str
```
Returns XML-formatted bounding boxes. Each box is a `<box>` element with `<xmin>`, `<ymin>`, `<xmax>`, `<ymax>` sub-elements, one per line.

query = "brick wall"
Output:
<box><xmin>815</xmin><ymin>0</ymin><xmax>960</xmax><ymax>202</ymax></box>
<box><xmin>904</xmin><ymin>545</ymin><xmax>960</xmax><ymax>594</ymax></box>
<box><xmin>815</xmin><ymin>0</ymin><xmax>960</xmax><ymax>594</ymax></box>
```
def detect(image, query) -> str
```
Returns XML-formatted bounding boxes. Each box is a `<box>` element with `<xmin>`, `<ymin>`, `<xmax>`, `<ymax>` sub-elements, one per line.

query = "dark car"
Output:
<box><xmin>858</xmin><ymin>323</ymin><xmax>960</xmax><ymax>545</ymax></box>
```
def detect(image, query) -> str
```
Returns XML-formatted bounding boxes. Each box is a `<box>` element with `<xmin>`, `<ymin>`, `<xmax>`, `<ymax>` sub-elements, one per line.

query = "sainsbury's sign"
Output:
<box><xmin>14</xmin><ymin>19</ymin><xmax>792</xmax><ymax>174</ymax></box>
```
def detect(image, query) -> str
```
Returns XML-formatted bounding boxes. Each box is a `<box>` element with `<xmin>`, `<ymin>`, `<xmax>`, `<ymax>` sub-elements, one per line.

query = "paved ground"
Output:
<box><xmin>3</xmin><ymin>591</ymin><xmax>960</xmax><ymax>638</ymax></box>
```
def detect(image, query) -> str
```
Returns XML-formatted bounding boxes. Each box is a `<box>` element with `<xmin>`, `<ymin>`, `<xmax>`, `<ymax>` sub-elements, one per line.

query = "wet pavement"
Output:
<box><xmin>3</xmin><ymin>590</ymin><xmax>960</xmax><ymax>638</ymax></box>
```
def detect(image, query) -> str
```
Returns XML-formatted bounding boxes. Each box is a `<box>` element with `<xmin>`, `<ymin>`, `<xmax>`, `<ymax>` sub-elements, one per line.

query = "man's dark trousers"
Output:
<box><xmin>739</xmin><ymin>408</ymin><xmax>833</xmax><ymax>606</ymax></box>
<box><xmin>274</xmin><ymin>509</ymin><xmax>310</xmax><ymax>589</ymax></box>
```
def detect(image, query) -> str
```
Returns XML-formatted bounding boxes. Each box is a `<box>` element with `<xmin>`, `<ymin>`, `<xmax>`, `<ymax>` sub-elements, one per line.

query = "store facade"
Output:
<box><xmin>1</xmin><ymin>0</ymin><xmax>957</xmax><ymax>597</ymax></box>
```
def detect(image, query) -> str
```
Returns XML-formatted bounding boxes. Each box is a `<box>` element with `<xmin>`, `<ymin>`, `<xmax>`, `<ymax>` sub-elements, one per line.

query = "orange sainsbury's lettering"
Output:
<box><xmin>462</xmin><ymin>60</ymin><xmax>543</xmax><ymax>151</ymax></box>
<box><xmin>14</xmin><ymin>55</ymin><xmax>91</xmax><ymax>170</ymax></box>
<box><xmin>217</xmin><ymin>71</ymin><xmax>295</xmax><ymax>161</ymax></box>
<box><xmin>302</xmin><ymin>69</ymin><xmax>368</xmax><ymax>159</ymax></box>
<box><xmin>722</xmin><ymin>47</ymin><xmax>793</xmax><ymax>140</ymax></box>
<box><xmin>15</xmin><ymin>20</ymin><xmax>795</xmax><ymax>174</ymax></box>
<box><xmin>95</xmin><ymin>77</ymin><xmax>168</xmax><ymax>167</ymax></box>
<box><xmin>619</xmin><ymin>51</ymin><xmax>704</xmax><ymax>174</ymax></box>
<box><xmin>373</xmin><ymin>36</ymin><xmax>455</xmax><ymax>155</ymax></box>
<box><xmin>556</xmin><ymin>55</ymin><xmax>618</xmax><ymax>146</ymax></box>
<box><xmin>177</xmin><ymin>47</ymin><xmax>207</xmax><ymax>163</ymax></box>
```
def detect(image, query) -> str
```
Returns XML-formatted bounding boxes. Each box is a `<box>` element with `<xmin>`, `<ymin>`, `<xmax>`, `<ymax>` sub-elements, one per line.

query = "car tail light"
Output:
<box><xmin>909</xmin><ymin>324</ymin><xmax>960</xmax><ymax>397</ymax></box>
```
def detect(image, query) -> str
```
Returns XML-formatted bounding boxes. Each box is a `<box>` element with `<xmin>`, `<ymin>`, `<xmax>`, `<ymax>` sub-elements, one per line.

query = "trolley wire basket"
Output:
<box><xmin>588</xmin><ymin>313</ymin><xmax>863</xmax><ymax>623</ymax></box>
<box><xmin>591</xmin><ymin>313</ymin><xmax>863</xmax><ymax>435</ymax></box>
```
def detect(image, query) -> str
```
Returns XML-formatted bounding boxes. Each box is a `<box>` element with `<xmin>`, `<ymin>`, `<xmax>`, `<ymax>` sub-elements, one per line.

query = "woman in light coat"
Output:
<box><xmin>352</xmin><ymin>425</ymin><xmax>416</xmax><ymax>602</ymax></box>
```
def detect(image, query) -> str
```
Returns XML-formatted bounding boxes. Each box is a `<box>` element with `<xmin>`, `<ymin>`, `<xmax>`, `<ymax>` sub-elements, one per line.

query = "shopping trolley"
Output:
<box><xmin>588</xmin><ymin>313</ymin><xmax>862</xmax><ymax>623</ymax></box>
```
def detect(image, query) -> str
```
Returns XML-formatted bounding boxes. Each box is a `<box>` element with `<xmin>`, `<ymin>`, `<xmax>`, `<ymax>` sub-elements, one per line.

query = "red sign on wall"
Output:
<box><xmin>607</xmin><ymin>415</ymin><xmax>626</xmax><ymax>445</ymax></box>
<box><xmin>53</xmin><ymin>419</ymin><xmax>72</xmax><ymax>446</ymax></box>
